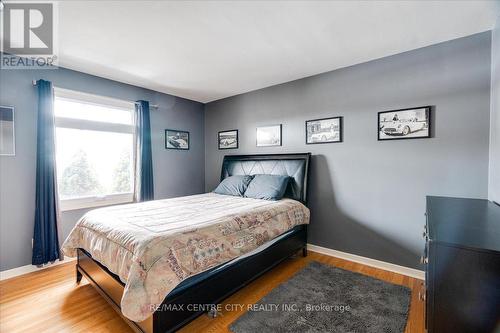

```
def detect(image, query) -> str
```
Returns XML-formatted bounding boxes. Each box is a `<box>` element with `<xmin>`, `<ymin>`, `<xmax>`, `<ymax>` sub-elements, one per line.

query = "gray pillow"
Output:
<box><xmin>244</xmin><ymin>174</ymin><xmax>290</xmax><ymax>200</ymax></box>
<box><xmin>213</xmin><ymin>175</ymin><xmax>254</xmax><ymax>196</ymax></box>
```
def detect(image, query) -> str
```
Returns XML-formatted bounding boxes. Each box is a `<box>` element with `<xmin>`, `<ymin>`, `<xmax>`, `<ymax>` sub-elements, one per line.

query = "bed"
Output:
<box><xmin>64</xmin><ymin>153</ymin><xmax>311</xmax><ymax>333</ymax></box>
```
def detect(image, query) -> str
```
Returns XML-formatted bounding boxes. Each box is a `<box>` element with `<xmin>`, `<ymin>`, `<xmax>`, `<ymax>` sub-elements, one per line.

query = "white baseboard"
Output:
<box><xmin>0</xmin><ymin>257</ymin><xmax>76</xmax><ymax>281</ymax></box>
<box><xmin>307</xmin><ymin>243</ymin><xmax>425</xmax><ymax>280</ymax></box>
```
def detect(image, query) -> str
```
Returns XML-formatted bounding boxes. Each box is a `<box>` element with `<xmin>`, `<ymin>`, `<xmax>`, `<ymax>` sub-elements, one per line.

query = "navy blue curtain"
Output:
<box><xmin>135</xmin><ymin>100</ymin><xmax>154</xmax><ymax>201</ymax></box>
<box><xmin>32</xmin><ymin>79</ymin><xmax>61</xmax><ymax>265</ymax></box>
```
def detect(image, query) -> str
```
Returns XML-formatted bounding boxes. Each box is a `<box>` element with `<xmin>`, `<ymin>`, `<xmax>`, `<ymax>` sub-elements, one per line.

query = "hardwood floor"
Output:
<box><xmin>0</xmin><ymin>251</ymin><xmax>425</xmax><ymax>333</ymax></box>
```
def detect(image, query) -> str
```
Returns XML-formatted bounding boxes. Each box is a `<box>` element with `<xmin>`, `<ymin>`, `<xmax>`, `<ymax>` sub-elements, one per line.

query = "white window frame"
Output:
<box><xmin>54</xmin><ymin>87</ymin><xmax>136</xmax><ymax>211</ymax></box>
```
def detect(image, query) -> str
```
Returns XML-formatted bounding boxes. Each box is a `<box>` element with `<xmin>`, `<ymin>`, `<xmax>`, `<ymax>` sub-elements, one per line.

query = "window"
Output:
<box><xmin>54</xmin><ymin>88</ymin><xmax>135</xmax><ymax>211</ymax></box>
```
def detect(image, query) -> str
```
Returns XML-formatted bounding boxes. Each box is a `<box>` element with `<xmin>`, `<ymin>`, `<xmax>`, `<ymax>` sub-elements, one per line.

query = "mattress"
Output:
<box><xmin>62</xmin><ymin>193</ymin><xmax>309</xmax><ymax>322</ymax></box>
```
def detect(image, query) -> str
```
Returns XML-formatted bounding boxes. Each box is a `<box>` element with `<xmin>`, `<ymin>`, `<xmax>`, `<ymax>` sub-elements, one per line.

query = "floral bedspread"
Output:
<box><xmin>62</xmin><ymin>193</ymin><xmax>309</xmax><ymax>322</ymax></box>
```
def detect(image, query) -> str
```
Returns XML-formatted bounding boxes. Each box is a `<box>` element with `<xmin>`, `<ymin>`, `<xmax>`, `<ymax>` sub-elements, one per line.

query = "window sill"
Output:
<box><xmin>59</xmin><ymin>193</ymin><xmax>134</xmax><ymax>212</ymax></box>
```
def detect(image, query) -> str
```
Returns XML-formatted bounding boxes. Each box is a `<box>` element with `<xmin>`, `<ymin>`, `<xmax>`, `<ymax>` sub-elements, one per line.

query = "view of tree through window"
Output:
<box><xmin>54</xmin><ymin>93</ymin><xmax>134</xmax><ymax>202</ymax></box>
<box><xmin>112</xmin><ymin>150</ymin><xmax>132</xmax><ymax>194</ymax></box>
<box><xmin>59</xmin><ymin>149</ymin><xmax>101</xmax><ymax>197</ymax></box>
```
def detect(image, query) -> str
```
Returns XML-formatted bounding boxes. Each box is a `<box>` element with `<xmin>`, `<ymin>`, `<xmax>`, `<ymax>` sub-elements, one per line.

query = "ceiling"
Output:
<box><xmin>54</xmin><ymin>1</ymin><xmax>500</xmax><ymax>102</ymax></box>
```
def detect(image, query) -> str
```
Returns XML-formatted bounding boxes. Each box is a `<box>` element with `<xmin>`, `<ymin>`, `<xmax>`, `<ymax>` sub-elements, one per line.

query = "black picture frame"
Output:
<box><xmin>0</xmin><ymin>105</ymin><xmax>15</xmax><ymax>156</ymax></box>
<box><xmin>305</xmin><ymin>116</ymin><xmax>343</xmax><ymax>144</ymax></box>
<box><xmin>256</xmin><ymin>124</ymin><xmax>282</xmax><ymax>147</ymax></box>
<box><xmin>165</xmin><ymin>129</ymin><xmax>190</xmax><ymax>150</ymax></box>
<box><xmin>218</xmin><ymin>129</ymin><xmax>239</xmax><ymax>150</ymax></box>
<box><xmin>378</xmin><ymin>106</ymin><xmax>431</xmax><ymax>141</ymax></box>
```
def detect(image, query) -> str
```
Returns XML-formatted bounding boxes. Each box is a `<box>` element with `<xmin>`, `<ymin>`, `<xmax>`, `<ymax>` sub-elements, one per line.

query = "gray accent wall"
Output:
<box><xmin>0</xmin><ymin>67</ymin><xmax>205</xmax><ymax>271</ymax></box>
<box><xmin>490</xmin><ymin>16</ymin><xmax>500</xmax><ymax>203</ymax></box>
<box><xmin>205</xmin><ymin>32</ymin><xmax>492</xmax><ymax>269</ymax></box>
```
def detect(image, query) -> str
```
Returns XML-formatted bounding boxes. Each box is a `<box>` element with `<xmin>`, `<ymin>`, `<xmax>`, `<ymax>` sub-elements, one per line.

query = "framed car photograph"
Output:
<box><xmin>256</xmin><ymin>124</ymin><xmax>281</xmax><ymax>147</ymax></box>
<box><xmin>165</xmin><ymin>129</ymin><xmax>189</xmax><ymax>150</ymax></box>
<box><xmin>378</xmin><ymin>106</ymin><xmax>431</xmax><ymax>141</ymax></box>
<box><xmin>218</xmin><ymin>129</ymin><xmax>238</xmax><ymax>149</ymax></box>
<box><xmin>0</xmin><ymin>106</ymin><xmax>15</xmax><ymax>156</ymax></box>
<box><xmin>306</xmin><ymin>116</ymin><xmax>342</xmax><ymax>144</ymax></box>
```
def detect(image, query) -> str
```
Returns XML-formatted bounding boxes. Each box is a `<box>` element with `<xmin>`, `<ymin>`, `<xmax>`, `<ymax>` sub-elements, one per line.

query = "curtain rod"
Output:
<box><xmin>32</xmin><ymin>80</ymin><xmax>159</xmax><ymax>109</ymax></box>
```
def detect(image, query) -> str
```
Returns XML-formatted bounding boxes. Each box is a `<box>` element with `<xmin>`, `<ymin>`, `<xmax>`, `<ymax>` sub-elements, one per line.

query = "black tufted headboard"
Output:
<box><xmin>220</xmin><ymin>153</ymin><xmax>311</xmax><ymax>205</ymax></box>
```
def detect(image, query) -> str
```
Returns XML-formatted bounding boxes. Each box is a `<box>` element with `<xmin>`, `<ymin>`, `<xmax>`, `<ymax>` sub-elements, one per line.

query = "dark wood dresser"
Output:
<box><xmin>424</xmin><ymin>196</ymin><xmax>500</xmax><ymax>333</ymax></box>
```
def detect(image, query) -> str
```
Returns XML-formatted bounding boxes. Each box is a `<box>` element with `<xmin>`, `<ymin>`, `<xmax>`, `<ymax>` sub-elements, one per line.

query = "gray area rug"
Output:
<box><xmin>230</xmin><ymin>261</ymin><xmax>411</xmax><ymax>333</ymax></box>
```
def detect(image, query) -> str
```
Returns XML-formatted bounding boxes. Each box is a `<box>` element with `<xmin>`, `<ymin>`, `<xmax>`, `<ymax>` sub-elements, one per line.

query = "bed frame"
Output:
<box><xmin>75</xmin><ymin>153</ymin><xmax>311</xmax><ymax>333</ymax></box>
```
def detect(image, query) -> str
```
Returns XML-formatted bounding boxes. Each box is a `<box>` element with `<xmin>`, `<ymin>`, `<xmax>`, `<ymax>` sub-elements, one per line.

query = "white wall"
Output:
<box><xmin>489</xmin><ymin>15</ymin><xmax>500</xmax><ymax>203</ymax></box>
